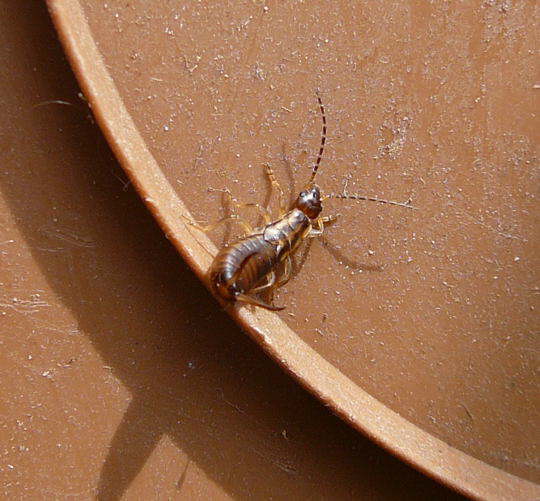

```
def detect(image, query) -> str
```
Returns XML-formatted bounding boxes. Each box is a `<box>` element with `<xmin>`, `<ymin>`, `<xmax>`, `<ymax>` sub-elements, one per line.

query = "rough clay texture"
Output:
<box><xmin>80</xmin><ymin>0</ymin><xmax>538</xmax><ymax>483</ymax></box>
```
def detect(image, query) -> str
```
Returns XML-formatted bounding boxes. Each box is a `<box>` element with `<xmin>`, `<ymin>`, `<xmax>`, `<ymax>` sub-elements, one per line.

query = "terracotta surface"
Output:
<box><xmin>43</xmin><ymin>0</ymin><xmax>539</xmax><ymax>498</ymax></box>
<box><xmin>0</xmin><ymin>2</ymin><xmax>471</xmax><ymax>499</ymax></box>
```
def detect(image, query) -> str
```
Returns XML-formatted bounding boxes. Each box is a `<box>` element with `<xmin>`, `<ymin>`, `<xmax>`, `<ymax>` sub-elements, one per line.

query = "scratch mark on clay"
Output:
<box><xmin>0</xmin><ymin>295</ymin><xmax>50</xmax><ymax>314</ymax></box>
<box><xmin>216</xmin><ymin>388</ymin><xmax>247</xmax><ymax>416</ymax></box>
<box><xmin>252</xmin><ymin>448</ymin><xmax>298</xmax><ymax>475</ymax></box>
<box><xmin>459</xmin><ymin>403</ymin><xmax>474</xmax><ymax>421</ymax></box>
<box><xmin>377</xmin><ymin>116</ymin><xmax>412</xmax><ymax>160</ymax></box>
<box><xmin>32</xmin><ymin>99</ymin><xmax>74</xmax><ymax>108</ymax></box>
<box><xmin>40</xmin><ymin>226</ymin><xmax>96</xmax><ymax>248</ymax></box>
<box><xmin>176</xmin><ymin>460</ymin><xmax>191</xmax><ymax>492</ymax></box>
<box><xmin>459</xmin><ymin>212</ymin><xmax>526</xmax><ymax>242</ymax></box>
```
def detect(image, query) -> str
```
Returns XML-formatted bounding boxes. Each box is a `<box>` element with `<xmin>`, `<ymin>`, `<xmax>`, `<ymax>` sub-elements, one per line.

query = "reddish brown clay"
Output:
<box><xmin>45</xmin><ymin>0</ymin><xmax>538</xmax><ymax>498</ymax></box>
<box><xmin>0</xmin><ymin>2</ymin><xmax>467</xmax><ymax>499</ymax></box>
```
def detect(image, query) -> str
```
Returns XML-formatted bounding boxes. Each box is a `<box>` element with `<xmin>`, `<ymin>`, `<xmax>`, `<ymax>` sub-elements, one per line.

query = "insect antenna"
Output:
<box><xmin>324</xmin><ymin>192</ymin><xmax>417</xmax><ymax>209</ymax></box>
<box><xmin>308</xmin><ymin>90</ymin><xmax>327</xmax><ymax>185</ymax></box>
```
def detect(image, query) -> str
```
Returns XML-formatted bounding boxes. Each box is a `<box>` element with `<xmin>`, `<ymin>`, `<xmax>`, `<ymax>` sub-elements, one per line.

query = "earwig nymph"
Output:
<box><xmin>189</xmin><ymin>92</ymin><xmax>415</xmax><ymax>311</ymax></box>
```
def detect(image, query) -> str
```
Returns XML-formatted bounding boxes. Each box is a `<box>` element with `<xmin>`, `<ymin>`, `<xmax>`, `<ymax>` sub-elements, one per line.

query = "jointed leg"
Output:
<box><xmin>251</xmin><ymin>271</ymin><xmax>276</xmax><ymax>294</ymax></box>
<box><xmin>239</xmin><ymin>256</ymin><xmax>292</xmax><ymax>312</ymax></box>
<box><xmin>251</xmin><ymin>254</ymin><xmax>291</xmax><ymax>299</ymax></box>
<box><xmin>210</xmin><ymin>187</ymin><xmax>272</xmax><ymax>226</ymax></box>
<box><xmin>260</xmin><ymin>256</ymin><xmax>292</xmax><ymax>305</ymax></box>
<box><xmin>320</xmin><ymin>214</ymin><xmax>339</xmax><ymax>225</ymax></box>
<box><xmin>264</xmin><ymin>164</ymin><xmax>287</xmax><ymax>216</ymax></box>
<box><xmin>235</xmin><ymin>293</ymin><xmax>285</xmax><ymax>311</ymax></box>
<box><xmin>276</xmin><ymin>256</ymin><xmax>292</xmax><ymax>288</ymax></box>
<box><xmin>237</xmin><ymin>202</ymin><xmax>272</xmax><ymax>226</ymax></box>
<box><xmin>236</xmin><ymin>271</ymin><xmax>285</xmax><ymax>311</ymax></box>
<box><xmin>309</xmin><ymin>214</ymin><xmax>339</xmax><ymax>237</ymax></box>
<box><xmin>185</xmin><ymin>214</ymin><xmax>253</xmax><ymax>235</ymax></box>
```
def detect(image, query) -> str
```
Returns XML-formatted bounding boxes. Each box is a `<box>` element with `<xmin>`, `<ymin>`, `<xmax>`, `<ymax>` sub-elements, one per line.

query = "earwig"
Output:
<box><xmin>190</xmin><ymin>92</ymin><xmax>416</xmax><ymax>311</ymax></box>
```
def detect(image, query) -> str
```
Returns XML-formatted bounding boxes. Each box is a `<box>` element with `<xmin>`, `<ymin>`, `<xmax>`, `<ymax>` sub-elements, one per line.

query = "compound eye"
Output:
<box><xmin>299</xmin><ymin>191</ymin><xmax>307</xmax><ymax>198</ymax></box>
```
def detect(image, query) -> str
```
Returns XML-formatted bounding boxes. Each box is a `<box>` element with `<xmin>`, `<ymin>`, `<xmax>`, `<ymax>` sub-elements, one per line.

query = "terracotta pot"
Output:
<box><xmin>36</xmin><ymin>0</ymin><xmax>540</xmax><ymax>498</ymax></box>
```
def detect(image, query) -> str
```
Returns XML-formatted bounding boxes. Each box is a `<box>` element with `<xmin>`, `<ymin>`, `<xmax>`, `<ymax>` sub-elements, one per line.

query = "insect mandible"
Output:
<box><xmin>189</xmin><ymin>92</ymin><xmax>416</xmax><ymax>311</ymax></box>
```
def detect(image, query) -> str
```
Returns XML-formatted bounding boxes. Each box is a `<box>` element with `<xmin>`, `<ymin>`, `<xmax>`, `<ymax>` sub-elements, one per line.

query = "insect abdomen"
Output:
<box><xmin>209</xmin><ymin>235</ymin><xmax>276</xmax><ymax>299</ymax></box>
<box><xmin>209</xmin><ymin>210</ymin><xmax>311</xmax><ymax>304</ymax></box>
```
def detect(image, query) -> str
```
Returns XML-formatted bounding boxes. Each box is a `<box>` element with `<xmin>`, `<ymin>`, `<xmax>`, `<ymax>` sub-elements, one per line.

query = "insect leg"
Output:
<box><xmin>250</xmin><ymin>271</ymin><xmax>276</xmax><ymax>293</ymax></box>
<box><xmin>211</xmin><ymin>187</ymin><xmax>272</xmax><ymax>225</ymax></box>
<box><xmin>235</xmin><ymin>293</ymin><xmax>285</xmax><ymax>311</ymax></box>
<box><xmin>264</xmin><ymin>164</ymin><xmax>287</xmax><ymax>216</ymax></box>
<box><xmin>256</xmin><ymin>257</ymin><xmax>292</xmax><ymax>309</ymax></box>
<box><xmin>309</xmin><ymin>214</ymin><xmax>339</xmax><ymax>237</ymax></box>
<box><xmin>276</xmin><ymin>256</ymin><xmax>292</xmax><ymax>287</ymax></box>
<box><xmin>231</xmin><ymin>202</ymin><xmax>271</xmax><ymax>226</ymax></box>
<box><xmin>185</xmin><ymin>214</ymin><xmax>253</xmax><ymax>235</ymax></box>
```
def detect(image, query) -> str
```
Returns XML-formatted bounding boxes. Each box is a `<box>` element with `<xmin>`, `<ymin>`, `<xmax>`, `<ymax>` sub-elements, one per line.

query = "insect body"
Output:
<box><xmin>209</xmin><ymin>184</ymin><xmax>324</xmax><ymax>310</ymax></box>
<box><xmin>190</xmin><ymin>93</ymin><xmax>415</xmax><ymax>311</ymax></box>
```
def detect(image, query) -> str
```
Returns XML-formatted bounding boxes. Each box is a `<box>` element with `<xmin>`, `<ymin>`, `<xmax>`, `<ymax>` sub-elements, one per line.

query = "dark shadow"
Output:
<box><xmin>0</xmin><ymin>3</ymin><xmax>464</xmax><ymax>500</ymax></box>
<box><xmin>319</xmin><ymin>236</ymin><xmax>385</xmax><ymax>272</ymax></box>
<box><xmin>288</xmin><ymin>232</ymin><xmax>384</xmax><ymax>286</ymax></box>
<box><xmin>277</xmin><ymin>142</ymin><xmax>384</xmax><ymax>276</ymax></box>
<box><xmin>290</xmin><ymin>238</ymin><xmax>313</xmax><ymax>281</ymax></box>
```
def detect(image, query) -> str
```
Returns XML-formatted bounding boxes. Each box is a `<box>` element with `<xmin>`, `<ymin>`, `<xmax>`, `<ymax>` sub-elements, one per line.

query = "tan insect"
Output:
<box><xmin>190</xmin><ymin>92</ymin><xmax>415</xmax><ymax>310</ymax></box>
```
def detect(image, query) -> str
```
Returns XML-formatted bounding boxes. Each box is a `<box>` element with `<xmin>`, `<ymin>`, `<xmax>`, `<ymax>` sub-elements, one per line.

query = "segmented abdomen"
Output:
<box><xmin>209</xmin><ymin>234</ymin><xmax>276</xmax><ymax>294</ymax></box>
<box><xmin>209</xmin><ymin>209</ymin><xmax>310</xmax><ymax>298</ymax></box>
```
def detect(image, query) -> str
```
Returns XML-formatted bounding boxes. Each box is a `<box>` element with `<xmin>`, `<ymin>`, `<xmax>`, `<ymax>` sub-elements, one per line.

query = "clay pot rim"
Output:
<box><xmin>46</xmin><ymin>1</ymin><xmax>538</xmax><ymax>499</ymax></box>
